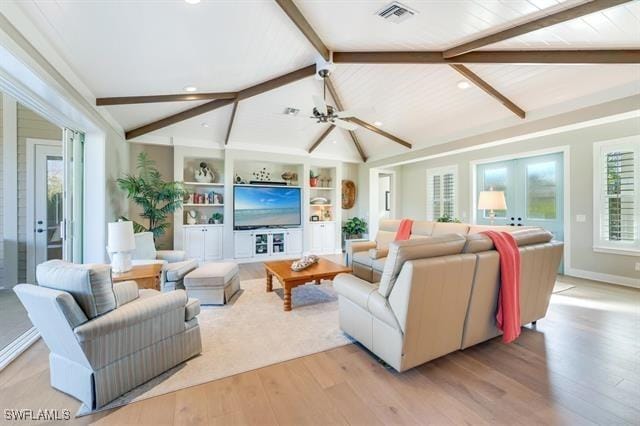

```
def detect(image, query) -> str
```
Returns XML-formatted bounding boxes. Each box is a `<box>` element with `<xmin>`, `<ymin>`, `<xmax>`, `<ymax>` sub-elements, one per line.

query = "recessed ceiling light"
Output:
<box><xmin>184</xmin><ymin>0</ymin><xmax>201</xmax><ymax>4</ymax></box>
<box><xmin>457</xmin><ymin>81</ymin><xmax>471</xmax><ymax>90</ymax></box>
<box><xmin>284</xmin><ymin>107</ymin><xmax>300</xmax><ymax>116</ymax></box>
<box><xmin>374</xmin><ymin>121</ymin><xmax>383</xmax><ymax>127</ymax></box>
<box><xmin>201</xmin><ymin>122</ymin><xmax>209</xmax><ymax>128</ymax></box>
<box><xmin>332</xmin><ymin>140</ymin><xmax>337</xmax><ymax>144</ymax></box>
<box><xmin>184</xmin><ymin>86</ymin><xmax>197</xmax><ymax>92</ymax></box>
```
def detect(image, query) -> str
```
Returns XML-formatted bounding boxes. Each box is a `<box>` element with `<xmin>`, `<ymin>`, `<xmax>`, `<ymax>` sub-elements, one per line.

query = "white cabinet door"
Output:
<box><xmin>234</xmin><ymin>232</ymin><xmax>253</xmax><ymax>259</ymax></box>
<box><xmin>310</xmin><ymin>223</ymin><xmax>323</xmax><ymax>253</ymax></box>
<box><xmin>184</xmin><ymin>227</ymin><xmax>204</xmax><ymax>261</ymax></box>
<box><xmin>204</xmin><ymin>227</ymin><xmax>223</xmax><ymax>261</ymax></box>
<box><xmin>322</xmin><ymin>222</ymin><xmax>336</xmax><ymax>253</ymax></box>
<box><xmin>286</xmin><ymin>229</ymin><xmax>303</xmax><ymax>254</ymax></box>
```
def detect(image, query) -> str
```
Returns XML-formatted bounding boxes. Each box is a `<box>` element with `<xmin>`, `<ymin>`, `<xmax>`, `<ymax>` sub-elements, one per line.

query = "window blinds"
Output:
<box><xmin>426</xmin><ymin>167</ymin><xmax>457</xmax><ymax>221</ymax></box>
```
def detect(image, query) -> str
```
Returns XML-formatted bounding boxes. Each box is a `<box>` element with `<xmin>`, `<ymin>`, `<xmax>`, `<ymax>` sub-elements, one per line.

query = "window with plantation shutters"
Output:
<box><xmin>426</xmin><ymin>166</ymin><xmax>457</xmax><ymax>221</ymax></box>
<box><xmin>594</xmin><ymin>138</ymin><xmax>640</xmax><ymax>254</ymax></box>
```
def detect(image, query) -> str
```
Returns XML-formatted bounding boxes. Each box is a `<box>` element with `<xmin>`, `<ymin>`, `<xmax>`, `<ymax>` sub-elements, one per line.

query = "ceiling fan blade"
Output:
<box><xmin>336</xmin><ymin>106</ymin><xmax>375</xmax><ymax>118</ymax></box>
<box><xmin>333</xmin><ymin>119</ymin><xmax>358</xmax><ymax>131</ymax></box>
<box><xmin>312</xmin><ymin>95</ymin><xmax>328</xmax><ymax>115</ymax></box>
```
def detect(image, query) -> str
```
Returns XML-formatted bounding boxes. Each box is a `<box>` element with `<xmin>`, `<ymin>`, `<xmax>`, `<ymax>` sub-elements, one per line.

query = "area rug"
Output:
<box><xmin>77</xmin><ymin>278</ymin><xmax>352</xmax><ymax>416</ymax></box>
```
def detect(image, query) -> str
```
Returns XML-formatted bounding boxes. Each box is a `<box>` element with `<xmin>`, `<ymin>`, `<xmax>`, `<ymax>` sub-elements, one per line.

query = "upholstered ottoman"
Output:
<box><xmin>184</xmin><ymin>262</ymin><xmax>240</xmax><ymax>305</ymax></box>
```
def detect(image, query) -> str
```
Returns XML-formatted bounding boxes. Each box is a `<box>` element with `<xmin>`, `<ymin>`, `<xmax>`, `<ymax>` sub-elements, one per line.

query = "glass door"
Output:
<box><xmin>476</xmin><ymin>152</ymin><xmax>564</xmax><ymax>268</ymax></box>
<box><xmin>272</xmin><ymin>232</ymin><xmax>285</xmax><ymax>254</ymax></box>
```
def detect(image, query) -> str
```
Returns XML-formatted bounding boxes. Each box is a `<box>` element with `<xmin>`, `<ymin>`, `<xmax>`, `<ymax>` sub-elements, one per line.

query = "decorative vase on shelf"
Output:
<box><xmin>194</xmin><ymin>162</ymin><xmax>215</xmax><ymax>183</ymax></box>
<box><xmin>187</xmin><ymin>210</ymin><xmax>197</xmax><ymax>225</ymax></box>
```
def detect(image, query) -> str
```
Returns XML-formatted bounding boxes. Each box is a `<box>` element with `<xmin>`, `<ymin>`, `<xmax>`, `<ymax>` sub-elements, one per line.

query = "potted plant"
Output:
<box><xmin>211</xmin><ymin>212</ymin><xmax>223</xmax><ymax>224</ymax></box>
<box><xmin>117</xmin><ymin>153</ymin><xmax>186</xmax><ymax>239</ymax></box>
<box><xmin>342</xmin><ymin>217</ymin><xmax>367</xmax><ymax>240</ymax></box>
<box><xmin>309</xmin><ymin>170</ymin><xmax>319</xmax><ymax>187</ymax></box>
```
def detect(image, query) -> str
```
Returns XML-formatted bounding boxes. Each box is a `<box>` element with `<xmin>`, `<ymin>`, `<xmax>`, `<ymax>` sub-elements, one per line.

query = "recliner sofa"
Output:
<box><xmin>335</xmin><ymin>229</ymin><xmax>563</xmax><ymax>372</ymax></box>
<box><xmin>347</xmin><ymin>219</ymin><xmax>525</xmax><ymax>283</ymax></box>
<box><xmin>14</xmin><ymin>260</ymin><xmax>202</xmax><ymax>410</ymax></box>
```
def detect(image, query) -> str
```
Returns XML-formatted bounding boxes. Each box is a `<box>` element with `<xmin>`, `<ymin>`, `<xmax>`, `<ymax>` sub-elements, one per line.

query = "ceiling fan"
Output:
<box><xmin>309</xmin><ymin>69</ymin><xmax>359</xmax><ymax>131</ymax></box>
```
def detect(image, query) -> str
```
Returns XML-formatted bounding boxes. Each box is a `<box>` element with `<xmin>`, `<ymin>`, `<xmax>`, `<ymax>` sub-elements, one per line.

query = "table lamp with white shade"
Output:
<box><xmin>478</xmin><ymin>191</ymin><xmax>507</xmax><ymax>225</ymax></box>
<box><xmin>107</xmin><ymin>220</ymin><xmax>136</xmax><ymax>273</ymax></box>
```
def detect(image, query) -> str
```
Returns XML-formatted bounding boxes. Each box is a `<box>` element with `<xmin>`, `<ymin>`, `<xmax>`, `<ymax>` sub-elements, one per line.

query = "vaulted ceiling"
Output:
<box><xmin>15</xmin><ymin>0</ymin><xmax>640</xmax><ymax>162</ymax></box>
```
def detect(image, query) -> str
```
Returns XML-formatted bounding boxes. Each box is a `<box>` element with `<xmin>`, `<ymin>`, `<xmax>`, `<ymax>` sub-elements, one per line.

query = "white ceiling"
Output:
<box><xmin>15</xmin><ymin>0</ymin><xmax>640</xmax><ymax>162</ymax></box>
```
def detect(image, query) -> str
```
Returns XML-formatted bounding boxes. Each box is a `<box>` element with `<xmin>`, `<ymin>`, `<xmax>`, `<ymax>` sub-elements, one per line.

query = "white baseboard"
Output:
<box><xmin>565</xmin><ymin>267</ymin><xmax>640</xmax><ymax>289</ymax></box>
<box><xmin>0</xmin><ymin>328</ymin><xmax>40</xmax><ymax>371</ymax></box>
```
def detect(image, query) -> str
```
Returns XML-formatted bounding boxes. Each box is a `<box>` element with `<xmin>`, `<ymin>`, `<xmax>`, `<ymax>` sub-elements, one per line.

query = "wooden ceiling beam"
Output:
<box><xmin>346</xmin><ymin>117</ymin><xmax>412</xmax><ymax>149</ymax></box>
<box><xmin>308</xmin><ymin>125</ymin><xmax>336</xmax><ymax>153</ymax></box>
<box><xmin>96</xmin><ymin>92</ymin><xmax>237</xmax><ymax>106</ymax></box>
<box><xmin>225</xmin><ymin>101</ymin><xmax>239</xmax><ymax>145</ymax></box>
<box><xmin>332</xmin><ymin>50</ymin><xmax>640</xmax><ymax>64</ymax></box>
<box><xmin>326</xmin><ymin>78</ymin><xmax>367</xmax><ymax>162</ymax></box>
<box><xmin>450</xmin><ymin>64</ymin><xmax>525</xmax><ymax>119</ymax></box>
<box><xmin>443</xmin><ymin>0</ymin><xmax>634</xmax><ymax>58</ymax></box>
<box><xmin>126</xmin><ymin>64</ymin><xmax>316</xmax><ymax>140</ymax></box>
<box><xmin>275</xmin><ymin>0</ymin><xmax>330</xmax><ymax>61</ymax></box>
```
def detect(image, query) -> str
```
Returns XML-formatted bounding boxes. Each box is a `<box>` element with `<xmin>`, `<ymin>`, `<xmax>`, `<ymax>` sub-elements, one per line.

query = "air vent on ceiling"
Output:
<box><xmin>376</xmin><ymin>2</ymin><xmax>418</xmax><ymax>24</ymax></box>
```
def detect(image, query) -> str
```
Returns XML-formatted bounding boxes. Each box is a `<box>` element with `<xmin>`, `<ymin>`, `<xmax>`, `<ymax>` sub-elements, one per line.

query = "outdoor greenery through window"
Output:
<box><xmin>526</xmin><ymin>161</ymin><xmax>557</xmax><ymax>220</ymax></box>
<box><xmin>595</xmin><ymin>138</ymin><xmax>639</xmax><ymax>252</ymax></box>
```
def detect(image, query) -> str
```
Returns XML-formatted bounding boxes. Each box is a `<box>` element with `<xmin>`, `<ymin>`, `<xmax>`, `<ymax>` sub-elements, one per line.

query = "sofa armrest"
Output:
<box><xmin>368</xmin><ymin>247</ymin><xmax>389</xmax><ymax>259</ymax></box>
<box><xmin>74</xmin><ymin>290</ymin><xmax>188</xmax><ymax>342</ymax></box>
<box><xmin>346</xmin><ymin>241</ymin><xmax>377</xmax><ymax>266</ymax></box>
<box><xmin>185</xmin><ymin>298</ymin><xmax>200</xmax><ymax>321</ymax></box>
<box><xmin>334</xmin><ymin>273</ymin><xmax>378</xmax><ymax>310</ymax></box>
<box><xmin>156</xmin><ymin>250</ymin><xmax>186</xmax><ymax>263</ymax></box>
<box><xmin>113</xmin><ymin>280</ymin><xmax>139</xmax><ymax>307</ymax></box>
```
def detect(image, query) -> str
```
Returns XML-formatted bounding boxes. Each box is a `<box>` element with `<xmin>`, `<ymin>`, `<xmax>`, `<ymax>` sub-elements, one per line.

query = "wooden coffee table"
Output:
<box><xmin>112</xmin><ymin>263</ymin><xmax>163</xmax><ymax>291</ymax></box>
<box><xmin>264</xmin><ymin>258</ymin><xmax>351</xmax><ymax>311</ymax></box>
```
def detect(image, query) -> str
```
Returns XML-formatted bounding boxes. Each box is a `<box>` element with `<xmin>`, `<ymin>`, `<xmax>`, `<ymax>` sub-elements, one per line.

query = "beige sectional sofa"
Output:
<box><xmin>336</xmin><ymin>225</ymin><xmax>563</xmax><ymax>372</ymax></box>
<box><xmin>347</xmin><ymin>219</ymin><xmax>525</xmax><ymax>282</ymax></box>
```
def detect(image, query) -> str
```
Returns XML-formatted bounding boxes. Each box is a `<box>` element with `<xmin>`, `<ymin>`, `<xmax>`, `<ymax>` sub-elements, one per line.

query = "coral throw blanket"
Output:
<box><xmin>482</xmin><ymin>231</ymin><xmax>521</xmax><ymax>343</ymax></box>
<box><xmin>394</xmin><ymin>219</ymin><xmax>413</xmax><ymax>241</ymax></box>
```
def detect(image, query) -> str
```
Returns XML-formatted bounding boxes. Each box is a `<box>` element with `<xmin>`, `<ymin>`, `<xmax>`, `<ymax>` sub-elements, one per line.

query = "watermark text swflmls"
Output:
<box><xmin>4</xmin><ymin>409</ymin><xmax>71</xmax><ymax>421</ymax></box>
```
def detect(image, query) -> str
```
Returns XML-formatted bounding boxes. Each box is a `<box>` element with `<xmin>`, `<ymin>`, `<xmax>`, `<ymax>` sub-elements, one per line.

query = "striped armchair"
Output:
<box><xmin>14</xmin><ymin>260</ymin><xmax>202</xmax><ymax>410</ymax></box>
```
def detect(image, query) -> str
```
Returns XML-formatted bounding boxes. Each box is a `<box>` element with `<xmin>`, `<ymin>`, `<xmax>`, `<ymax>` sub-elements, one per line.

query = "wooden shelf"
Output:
<box><xmin>183</xmin><ymin>203</ymin><xmax>224</xmax><ymax>207</ymax></box>
<box><xmin>183</xmin><ymin>181</ymin><xmax>224</xmax><ymax>187</ymax></box>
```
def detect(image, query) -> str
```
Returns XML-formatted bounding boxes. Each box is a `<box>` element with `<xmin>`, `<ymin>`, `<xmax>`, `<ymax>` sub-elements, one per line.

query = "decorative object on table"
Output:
<box><xmin>436</xmin><ymin>215</ymin><xmax>461</xmax><ymax>223</ymax></box>
<box><xmin>342</xmin><ymin>217</ymin><xmax>367</xmax><ymax>239</ymax></box>
<box><xmin>310</xmin><ymin>196</ymin><xmax>329</xmax><ymax>205</ymax></box>
<box><xmin>309</xmin><ymin>170</ymin><xmax>318</xmax><ymax>187</ymax></box>
<box><xmin>211</xmin><ymin>212</ymin><xmax>223</xmax><ymax>224</ymax></box>
<box><xmin>252</xmin><ymin>167</ymin><xmax>271</xmax><ymax>182</ymax></box>
<box><xmin>290</xmin><ymin>254</ymin><xmax>319</xmax><ymax>272</ymax></box>
<box><xmin>187</xmin><ymin>210</ymin><xmax>198</xmax><ymax>225</ymax></box>
<box><xmin>341</xmin><ymin>180</ymin><xmax>356</xmax><ymax>209</ymax></box>
<box><xmin>311</xmin><ymin>215</ymin><xmax>320</xmax><ymax>222</ymax></box>
<box><xmin>478</xmin><ymin>190</ymin><xmax>507</xmax><ymax>225</ymax></box>
<box><xmin>117</xmin><ymin>152</ymin><xmax>186</xmax><ymax>238</ymax></box>
<box><xmin>195</xmin><ymin>162</ymin><xmax>215</xmax><ymax>183</ymax></box>
<box><xmin>235</xmin><ymin>174</ymin><xmax>245</xmax><ymax>184</ymax></box>
<box><xmin>107</xmin><ymin>220</ymin><xmax>136</xmax><ymax>273</ymax></box>
<box><xmin>214</xmin><ymin>193</ymin><xmax>223</xmax><ymax>204</ymax></box>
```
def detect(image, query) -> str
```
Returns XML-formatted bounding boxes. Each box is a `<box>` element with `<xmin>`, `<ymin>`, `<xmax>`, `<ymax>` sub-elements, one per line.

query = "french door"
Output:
<box><xmin>476</xmin><ymin>152</ymin><xmax>564</xmax><ymax>252</ymax></box>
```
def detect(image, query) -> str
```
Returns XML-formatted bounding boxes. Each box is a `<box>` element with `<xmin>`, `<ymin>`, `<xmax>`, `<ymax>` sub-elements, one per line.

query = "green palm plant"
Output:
<box><xmin>117</xmin><ymin>152</ymin><xmax>186</xmax><ymax>239</ymax></box>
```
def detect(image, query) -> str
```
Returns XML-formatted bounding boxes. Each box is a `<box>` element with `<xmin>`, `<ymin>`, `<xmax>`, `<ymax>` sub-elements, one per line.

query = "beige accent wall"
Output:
<box><xmin>397</xmin><ymin>117</ymin><xmax>640</xmax><ymax>281</ymax></box>
<box><xmin>128</xmin><ymin>143</ymin><xmax>175</xmax><ymax>250</ymax></box>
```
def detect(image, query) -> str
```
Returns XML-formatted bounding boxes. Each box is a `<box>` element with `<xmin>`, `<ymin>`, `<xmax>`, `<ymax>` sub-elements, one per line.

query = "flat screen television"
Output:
<box><xmin>234</xmin><ymin>185</ymin><xmax>301</xmax><ymax>229</ymax></box>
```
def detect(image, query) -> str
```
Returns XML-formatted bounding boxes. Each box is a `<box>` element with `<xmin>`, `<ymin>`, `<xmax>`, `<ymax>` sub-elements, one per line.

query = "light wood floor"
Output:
<box><xmin>0</xmin><ymin>289</ymin><xmax>32</xmax><ymax>350</ymax></box>
<box><xmin>1</xmin><ymin>260</ymin><xmax>638</xmax><ymax>425</ymax></box>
